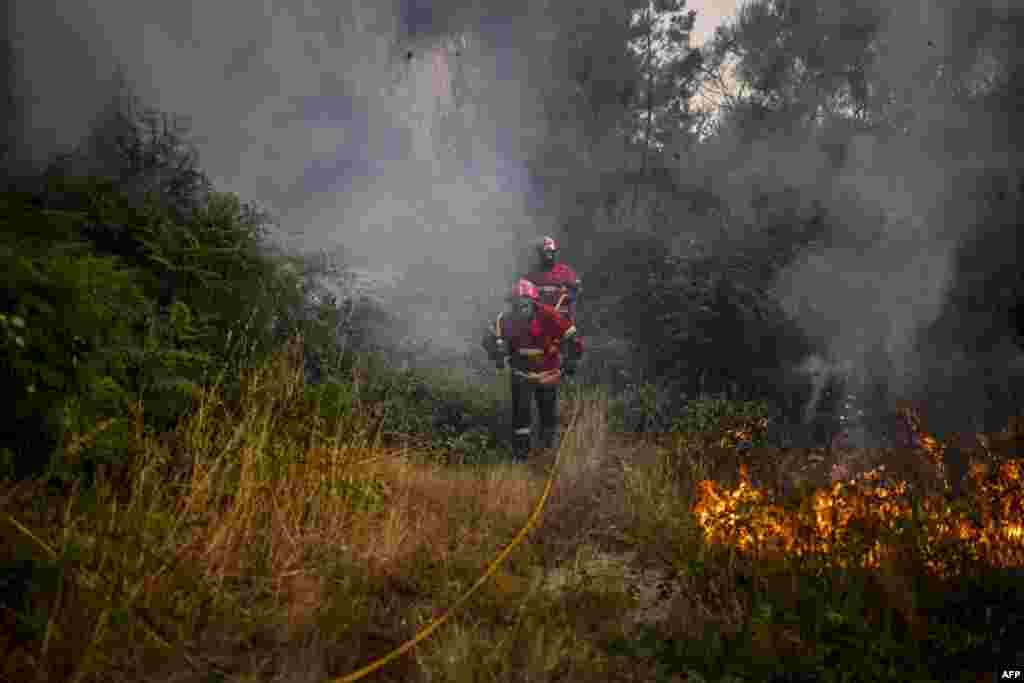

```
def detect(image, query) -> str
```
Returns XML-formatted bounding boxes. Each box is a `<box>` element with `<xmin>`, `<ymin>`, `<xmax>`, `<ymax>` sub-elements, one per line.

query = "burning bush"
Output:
<box><xmin>693</xmin><ymin>408</ymin><xmax>1024</xmax><ymax>579</ymax></box>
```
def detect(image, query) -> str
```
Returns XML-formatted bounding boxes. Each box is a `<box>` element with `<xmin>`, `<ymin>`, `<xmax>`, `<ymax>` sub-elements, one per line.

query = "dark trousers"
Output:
<box><xmin>510</xmin><ymin>374</ymin><xmax>559</xmax><ymax>458</ymax></box>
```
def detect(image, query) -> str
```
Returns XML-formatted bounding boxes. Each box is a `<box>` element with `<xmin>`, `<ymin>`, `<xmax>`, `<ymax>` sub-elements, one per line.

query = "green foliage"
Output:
<box><xmin>917</xmin><ymin>568</ymin><xmax>1024</xmax><ymax>675</ymax></box>
<box><xmin>608</xmin><ymin>620</ymin><xmax>765</xmax><ymax>683</ymax></box>
<box><xmin>610</xmin><ymin>382</ymin><xmax>675</xmax><ymax>432</ymax></box>
<box><xmin>673</xmin><ymin>396</ymin><xmax>771</xmax><ymax>446</ymax></box>
<box><xmin>309</xmin><ymin>476</ymin><xmax>389</xmax><ymax>516</ymax></box>
<box><xmin>0</xmin><ymin>555</ymin><xmax>60</xmax><ymax>643</ymax></box>
<box><xmin>626</xmin><ymin>0</ymin><xmax>703</xmax><ymax>152</ymax></box>
<box><xmin>304</xmin><ymin>354</ymin><xmax>507</xmax><ymax>458</ymax></box>
<box><xmin>610</xmin><ymin>383</ymin><xmax>772</xmax><ymax>441</ymax></box>
<box><xmin>122</xmin><ymin>300</ymin><xmax>216</xmax><ymax>428</ymax></box>
<box><xmin>0</xmin><ymin>173</ymin><xmax>320</xmax><ymax>478</ymax></box>
<box><xmin>306</xmin><ymin>378</ymin><xmax>360</xmax><ymax>421</ymax></box>
<box><xmin>436</xmin><ymin>426</ymin><xmax>506</xmax><ymax>465</ymax></box>
<box><xmin>0</xmin><ymin>193</ymin><xmax>148</xmax><ymax>473</ymax></box>
<box><xmin>0</xmin><ymin>312</ymin><xmax>26</xmax><ymax>349</ymax></box>
<box><xmin>744</xmin><ymin>570</ymin><xmax>926</xmax><ymax>681</ymax></box>
<box><xmin>619</xmin><ymin>245</ymin><xmax>816</xmax><ymax>409</ymax></box>
<box><xmin>609</xmin><ymin>560</ymin><xmax>1023</xmax><ymax>682</ymax></box>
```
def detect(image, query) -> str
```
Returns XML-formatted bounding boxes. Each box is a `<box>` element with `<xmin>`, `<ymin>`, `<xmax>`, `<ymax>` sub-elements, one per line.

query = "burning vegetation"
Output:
<box><xmin>693</xmin><ymin>407</ymin><xmax>1024</xmax><ymax>579</ymax></box>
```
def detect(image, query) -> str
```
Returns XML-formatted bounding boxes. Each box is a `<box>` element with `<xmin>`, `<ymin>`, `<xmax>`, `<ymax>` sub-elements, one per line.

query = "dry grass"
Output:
<box><xmin>5</xmin><ymin>345</ymin><xmax>1021</xmax><ymax>682</ymax></box>
<box><xmin>0</xmin><ymin>346</ymin><xmax>659</xmax><ymax>683</ymax></box>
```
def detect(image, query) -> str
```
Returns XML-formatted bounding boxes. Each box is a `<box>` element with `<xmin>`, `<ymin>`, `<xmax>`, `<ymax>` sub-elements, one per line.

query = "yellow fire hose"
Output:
<box><xmin>3</xmin><ymin>400</ymin><xmax>579</xmax><ymax>683</ymax></box>
<box><xmin>331</xmin><ymin>403</ymin><xmax>578</xmax><ymax>683</ymax></box>
<box><xmin>331</xmin><ymin>297</ymin><xmax>579</xmax><ymax>681</ymax></box>
<box><xmin>0</xmin><ymin>292</ymin><xmax>580</xmax><ymax>683</ymax></box>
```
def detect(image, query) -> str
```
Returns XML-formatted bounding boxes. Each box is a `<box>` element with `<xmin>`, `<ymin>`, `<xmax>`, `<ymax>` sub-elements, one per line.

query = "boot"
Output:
<box><xmin>511</xmin><ymin>432</ymin><xmax>532</xmax><ymax>464</ymax></box>
<box><xmin>538</xmin><ymin>428</ymin><xmax>559</xmax><ymax>451</ymax></box>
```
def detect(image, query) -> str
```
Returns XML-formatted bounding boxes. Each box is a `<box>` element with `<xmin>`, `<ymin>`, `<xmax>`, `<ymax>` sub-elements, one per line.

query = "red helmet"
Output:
<box><xmin>537</xmin><ymin>235</ymin><xmax>558</xmax><ymax>254</ymax></box>
<box><xmin>536</xmin><ymin>235</ymin><xmax>559</xmax><ymax>268</ymax></box>
<box><xmin>508</xmin><ymin>278</ymin><xmax>540</xmax><ymax>301</ymax></box>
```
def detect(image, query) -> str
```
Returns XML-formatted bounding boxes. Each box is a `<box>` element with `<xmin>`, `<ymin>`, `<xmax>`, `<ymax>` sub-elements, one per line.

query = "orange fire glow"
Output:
<box><xmin>693</xmin><ymin>409</ymin><xmax>1024</xmax><ymax>578</ymax></box>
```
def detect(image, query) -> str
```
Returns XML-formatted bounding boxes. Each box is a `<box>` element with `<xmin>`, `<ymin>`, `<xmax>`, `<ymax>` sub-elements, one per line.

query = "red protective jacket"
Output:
<box><xmin>492</xmin><ymin>304</ymin><xmax>583</xmax><ymax>374</ymax></box>
<box><xmin>522</xmin><ymin>263</ymin><xmax>580</xmax><ymax>322</ymax></box>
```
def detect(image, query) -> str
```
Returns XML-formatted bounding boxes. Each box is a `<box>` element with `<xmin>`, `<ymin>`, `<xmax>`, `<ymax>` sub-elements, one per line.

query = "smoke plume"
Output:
<box><xmin>6</xmin><ymin>0</ymin><xmax>591</xmax><ymax>354</ymax></box>
<box><xmin>739</xmin><ymin>0</ymin><xmax>1024</xmax><ymax>433</ymax></box>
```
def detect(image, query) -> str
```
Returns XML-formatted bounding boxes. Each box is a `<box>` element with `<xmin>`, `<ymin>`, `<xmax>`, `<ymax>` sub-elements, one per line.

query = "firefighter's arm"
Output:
<box><xmin>481</xmin><ymin>315</ymin><xmax>509</xmax><ymax>368</ymax></box>
<box><xmin>551</xmin><ymin>292</ymin><xmax>582</xmax><ymax>356</ymax></box>
<box><xmin>564</xmin><ymin>325</ymin><xmax>583</xmax><ymax>359</ymax></box>
<box><xmin>558</xmin><ymin>319</ymin><xmax>583</xmax><ymax>376</ymax></box>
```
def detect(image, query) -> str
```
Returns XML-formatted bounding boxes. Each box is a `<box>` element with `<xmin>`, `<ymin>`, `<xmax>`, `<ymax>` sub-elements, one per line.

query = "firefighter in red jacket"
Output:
<box><xmin>522</xmin><ymin>236</ymin><xmax>581</xmax><ymax>323</ymax></box>
<box><xmin>482</xmin><ymin>279</ymin><xmax>584</xmax><ymax>463</ymax></box>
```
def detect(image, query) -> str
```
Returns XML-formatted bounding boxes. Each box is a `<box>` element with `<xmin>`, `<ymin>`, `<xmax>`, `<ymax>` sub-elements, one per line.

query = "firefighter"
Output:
<box><xmin>482</xmin><ymin>279</ymin><xmax>584</xmax><ymax>463</ymax></box>
<box><xmin>522</xmin><ymin>236</ymin><xmax>581</xmax><ymax>323</ymax></box>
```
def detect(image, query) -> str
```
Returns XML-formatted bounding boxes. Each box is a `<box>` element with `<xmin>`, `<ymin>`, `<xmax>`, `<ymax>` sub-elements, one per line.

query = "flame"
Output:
<box><xmin>692</xmin><ymin>414</ymin><xmax>1024</xmax><ymax>579</ymax></box>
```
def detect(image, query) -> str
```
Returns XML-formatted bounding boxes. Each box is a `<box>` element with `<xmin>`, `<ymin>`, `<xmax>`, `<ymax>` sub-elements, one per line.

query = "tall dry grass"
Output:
<box><xmin>2</xmin><ymin>343</ymin><xmax>649</xmax><ymax>683</ymax></box>
<box><xmin>23</xmin><ymin>339</ymin><xmax>1015</xmax><ymax>682</ymax></box>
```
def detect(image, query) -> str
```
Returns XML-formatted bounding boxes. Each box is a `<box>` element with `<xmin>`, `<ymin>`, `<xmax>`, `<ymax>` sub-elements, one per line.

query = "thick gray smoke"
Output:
<box><xmin>6</xmin><ymin>0</ymin><xmax>583</xmax><ymax>354</ymax></box>
<box><xmin>8</xmin><ymin>0</ymin><xmax>1019</xmax><ymax>425</ymax></box>
<box><xmin>736</xmin><ymin>0</ymin><xmax>1024</xmax><ymax>435</ymax></box>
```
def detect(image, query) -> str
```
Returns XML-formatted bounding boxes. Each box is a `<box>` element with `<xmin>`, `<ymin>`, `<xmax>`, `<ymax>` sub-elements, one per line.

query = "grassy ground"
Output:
<box><xmin>2</xmin><ymin>345</ymin><xmax>1023</xmax><ymax>682</ymax></box>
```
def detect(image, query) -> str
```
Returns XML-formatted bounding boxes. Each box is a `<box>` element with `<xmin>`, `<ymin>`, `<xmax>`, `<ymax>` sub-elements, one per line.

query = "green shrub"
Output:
<box><xmin>611</xmin><ymin>382</ymin><xmax>675</xmax><ymax>432</ymax></box>
<box><xmin>673</xmin><ymin>395</ymin><xmax>772</xmax><ymax>446</ymax></box>
<box><xmin>305</xmin><ymin>354</ymin><xmax>508</xmax><ymax>456</ymax></box>
<box><xmin>610</xmin><ymin>561</ymin><xmax>1021</xmax><ymax>682</ymax></box>
<box><xmin>436</xmin><ymin>425</ymin><xmax>506</xmax><ymax>465</ymax></box>
<box><xmin>0</xmin><ymin>179</ymin><xmax>318</xmax><ymax>479</ymax></box>
<box><xmin>0</xmin><ymin>194</ymin><xmax>149</xmax><ymax>475</ymax></box>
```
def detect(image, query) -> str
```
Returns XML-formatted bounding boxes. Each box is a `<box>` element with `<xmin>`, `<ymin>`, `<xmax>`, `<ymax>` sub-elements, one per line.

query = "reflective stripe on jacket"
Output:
<box><xmin>495</xmin><ymin>304</ymin><xmax>582</xmax><ymax>373</ymax></box>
